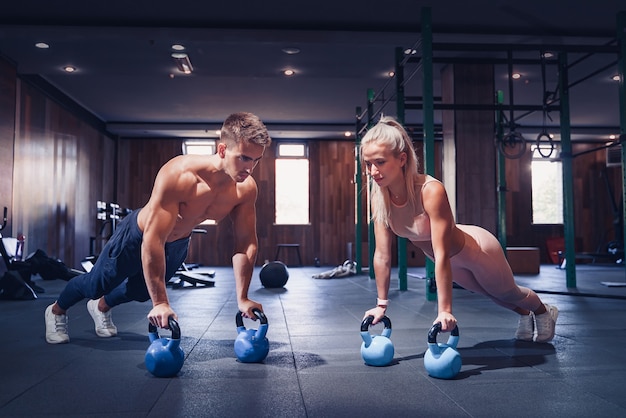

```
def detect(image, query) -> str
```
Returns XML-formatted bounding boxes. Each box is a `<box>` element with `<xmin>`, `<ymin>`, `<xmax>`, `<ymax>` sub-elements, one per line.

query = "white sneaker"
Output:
<box><xmin>515</xmin><ymin>312</ymin><xmax>534</xmax><ymax>341</ymax></box>
<box><xmin>87</xmin><ymin>299</ymin><xmax>117</xmax><ymax>337</ymax></box>
<box><xmin>534</xmin><ymin>304</ymin><xmax>558</xmax><ymax>343</ymax></box>
<box><xmin>45</xmin><ymin>304</ymin><xmax>69</xmax><ymax>344</ymax></box>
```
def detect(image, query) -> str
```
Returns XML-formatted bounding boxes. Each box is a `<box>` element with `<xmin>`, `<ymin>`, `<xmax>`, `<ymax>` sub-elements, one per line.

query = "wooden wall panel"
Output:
<box><xmin>12</xmin><ymin>81</ymin><xmax>115</xmax><ymax>268</ymax></box>
<box><xmin>0</xmin><ymin>57</ymin><xmax>16</xmax><ymax>232</ymax></box>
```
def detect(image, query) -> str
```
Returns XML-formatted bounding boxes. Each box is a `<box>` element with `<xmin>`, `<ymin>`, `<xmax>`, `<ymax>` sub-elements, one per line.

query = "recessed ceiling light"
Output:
<box><xmin>344</xmin><ymin>131</ymin><xmax>352</xmax><ymax>137</ymax></box>
<box><xmin>511</xmin><ymin>73</ymin><xmax>522</xmax><ymax>79</ymax></box>
<box><xmin>282</xmin><ymin>47</ymin><xmax>300</xmax><ymax>55</ymax></box>
<box><xmin>171</xmin><ymin>44</ymin><xmax>185</xmax><ymax>51</ymax></box>
<box><xmin>541</xmin><ymin>51</ymin><xmax>554</xmax><ymax>59</ymax></box>
<box><xmin>404</xmin><ymin>48</ymin><xmax>417</xmax><ymax>55</ymax></box>
<box><xmin>612</xmin><ymin>74</ymin><xmax>621</xmax><ymax>82</ymax></box>
<box><xmin>35</xmin><ymin>42</ymin><xmax>49</xmax><ymax>49</ymax></box>
<box><xmin>63</xmin><ymin>65</ymin><xmax>76</xmax><ymax>73</ymax></box>
<box><xmin>388</xmin><ymin>71</ymin><xmax>395</xmax><ymax>78</ymax></box>
<box><xmin>283</xmin><ymin>69</ymin><xmax>295</xmax><ymax>76</ymax></box>
<box><xmin>609</xmin><ymin>134</ymin><xmax>616</xmax><ymax>140</ymax></box>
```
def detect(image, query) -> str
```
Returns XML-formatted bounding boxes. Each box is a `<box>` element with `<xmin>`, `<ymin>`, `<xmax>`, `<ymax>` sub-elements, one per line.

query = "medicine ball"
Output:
<box><xmin>259</xmin><ymin>261</ymin><xmax>289</xmax><ymax>288</ymax></box>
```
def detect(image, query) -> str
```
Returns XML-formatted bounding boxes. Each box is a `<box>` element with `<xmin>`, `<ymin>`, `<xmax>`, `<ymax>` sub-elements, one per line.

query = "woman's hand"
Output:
<box><xmin>364</xmin><ymin>306</ymin><xmax>388</xmax><ymax>325</ymax></box>
<box><xmin>434</xmin><ymin>311</ymin><xmax>457</xmax><ymax>332</ymax></box>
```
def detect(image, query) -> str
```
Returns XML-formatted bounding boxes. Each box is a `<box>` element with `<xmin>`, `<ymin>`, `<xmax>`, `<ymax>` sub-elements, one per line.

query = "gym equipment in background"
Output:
<box><xmin>311</xmin><ymin>259</ymin><xmax>357</xmax><ymax>279</ymax></box>
<box><xmin>234</xmin><ymin>309</ymin><xmax>269</xmax><ymax>363</ymax></box>
<box><xmin>424</xmin><ymin>322</ymin><xmax>462</xmax><ymax>379</ymax></box>
<box><xmin>360</xmin><ymin>315</ymin><xmax>394</xmax><ymax>367</ymax></box>
<box><xmin>145</xmin><ymin>317</ymin><xmax>184</xmax><ymax>378</ymax></box>
<box><xmin>259</xmin><ymin>260</ymin><xmax>289</xmax><ymax>288</ymax></box>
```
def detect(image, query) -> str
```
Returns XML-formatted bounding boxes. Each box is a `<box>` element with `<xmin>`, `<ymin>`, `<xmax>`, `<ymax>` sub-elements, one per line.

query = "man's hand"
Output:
<box><xmin>147</xmin><ymin>303</ymin><xmax>177</xmax><ymax>329</ymax></box>
<box><xmin>238</xmin><ymin>299</ymin><xmax>263</xmax><ymax>320</ymax></box>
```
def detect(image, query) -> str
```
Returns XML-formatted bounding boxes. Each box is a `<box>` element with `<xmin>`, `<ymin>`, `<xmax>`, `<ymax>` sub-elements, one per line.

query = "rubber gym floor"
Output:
<box><xmin>1</xmin><ymin>262</ymin><xmax>626</xmax><ymax>418</ymax></box>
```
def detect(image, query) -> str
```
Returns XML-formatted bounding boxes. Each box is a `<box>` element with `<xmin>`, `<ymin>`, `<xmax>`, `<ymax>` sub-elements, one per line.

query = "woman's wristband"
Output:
<box><xmin>377</xmin><ymin>298</ymin><xmax>388</xmax><ymax>307</ymax></box>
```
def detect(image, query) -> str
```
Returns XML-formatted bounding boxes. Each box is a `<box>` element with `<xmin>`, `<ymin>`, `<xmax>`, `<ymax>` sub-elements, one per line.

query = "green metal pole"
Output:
<box><xmin>496</xmin><ymin>90</ymin><xmax>507</xmax><ymax>251</ymax></box>
<box><xmin>367</xmin><ymin>88</ymin><xmax>376</xmax><ymax>279</ymax></box>
<box><xmin>395</xmin><ymin>47</ymin><xmax>408</xmax><ymax>291</ymax></box>
<box><xmin>559</xmin><ymin>52</ymin><xmax>577</xmax><ymax>288</ymax></box>
<box><xmin>422</xmin><ymin>6</ymin><xmax>437</xmax><ymax>301</ymax></box>
<box><xmin>355</xmin><ymin>107</ymin><xmax>363</xmax><ymax>274</ymax></box>
<box><xmin>617</xmin><ymin>12</ymin><xmax>626</xmax><ymax>280</ymax></box>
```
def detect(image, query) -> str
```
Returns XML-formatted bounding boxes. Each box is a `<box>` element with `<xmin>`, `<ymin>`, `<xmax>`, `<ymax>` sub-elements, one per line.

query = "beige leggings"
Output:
<box><xmin>447</xmin><ymin>225</ymin><xmax>543</xmax><ymax>313</ymax></box>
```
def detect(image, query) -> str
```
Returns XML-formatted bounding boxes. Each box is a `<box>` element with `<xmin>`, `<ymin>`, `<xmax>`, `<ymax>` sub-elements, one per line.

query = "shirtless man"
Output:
<box><xmin>45</xmin><ymin>112</ymin><xmax>271</xmax><ymax>344</ymax></box>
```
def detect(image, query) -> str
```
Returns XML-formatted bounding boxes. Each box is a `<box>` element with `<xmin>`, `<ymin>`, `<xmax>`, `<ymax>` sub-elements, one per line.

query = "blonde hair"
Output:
<box><xmin>360</xmin><ymin>116</ymin><xmax>420</xmax><ymax>225</ymax></box>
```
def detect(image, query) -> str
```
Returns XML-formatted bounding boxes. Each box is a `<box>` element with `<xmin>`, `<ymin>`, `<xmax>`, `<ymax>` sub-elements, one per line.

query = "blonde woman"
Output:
<box><xmin>361</xmin><ymin>116</ymin><xmax>558</xmax><ymax>342</ymax></box>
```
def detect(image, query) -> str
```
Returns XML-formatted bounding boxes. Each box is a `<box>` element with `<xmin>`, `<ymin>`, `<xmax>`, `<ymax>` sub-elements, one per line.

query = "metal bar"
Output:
<box><xmin>395</xmin><ymin>46</ymin><xmax>408</xmax><ymax>291</ymax></box>
<box><xmin>617</xmin><ymin>11</ymin><xmax>626</xmax><ymax>280</ymax></box>
<box><xmin>366</xmin><ymin>88</ymin><xmax>376</xmax><ymax>279</ymax></box>
<box><xmin>432</xmin><ymin>57</ymin><xmax>559</xmax><ymax>66</ymax></box>
<box><xmin>405</xmin><ymin>103</ymin><xmax>559</xmax><ymax>112</ymax></box>
<box><xmin>568</xmin><ymin>60</ymin><xmax>618</xmax><ymax>90</ymax></box>
<box><xmin>433</xmin><ymin>42</ymin><xmax>618</xmax><ymax>54</ymax></box>
<box><xmin>422</xmin><ymin>6</ymin><xmax>437</xmax><ymax>301</ymax></box>
<box><xmin>559</xmin><ymin>52</ymin><xmax>577</xmax><ymax>288</ymax></box>
<box><xmin>355</xmin><ymin>106</ymin><xmax>363</xmax><ymax>274</ymax></box>
<box><xmin>495</xmin><ymin>90</ymin><xmax>507</xmax><ymax>252</ymax></box>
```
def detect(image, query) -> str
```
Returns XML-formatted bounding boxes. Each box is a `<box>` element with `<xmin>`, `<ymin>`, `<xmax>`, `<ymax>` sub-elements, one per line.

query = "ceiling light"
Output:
<box><xmin>388</xmin><ymin>71</ymin><xmax>395</xmax><ymax>77</ymax></box>
<box><xmin>63</xmin><ymin>65</ymin><xmax>76</xmax><ymax>73</ymax></box>
<box><xmin>282</xmin><ymin>47</ymin><xmax>300</xmax><ymax>55</ymax></box>
<box><xmin>404</xmin><ymin>48</ymin><xmax>417</xmax><ymax>55</ymax></box>
<box><xmin>283</xmin><ymin>69</ymin><xmax>295</xmax><ymax>76</ymax></box>
<box><xmin>541</xmin><ymin>51</ymin><xmax>554</xmax><ymax>59</ymax></box>
<box><xmin>344</xmin><ymin>131</ymin><xmax>352</xmax><ymax>137</ymax></box>
<box><xmin>609</xmin><ymin>134</ymin><xmax>617</xmax><ymax>140</ymax></box>
<box><xmin>171</xmin><ymin>44</ymin><xmax>186</xmax><ymax>51</ymax></box>
<box><xmin>171</xmin><ymin>52</ymin><xmax>193</xmax><ymax>74</ymax></box>
<box><xmin>511</xmin><ymin>73</ymin><xmax>522</xmax><ymax>79</ymax></box>
<box><xmin>612</xmin><ymin>74</ymin><xmax>621</xmax><ymax>82</ymax></box>
<box><xmin>35</xmin><ymin>42</ymin><xmax>49</xmax><ymax>49</ymax></box>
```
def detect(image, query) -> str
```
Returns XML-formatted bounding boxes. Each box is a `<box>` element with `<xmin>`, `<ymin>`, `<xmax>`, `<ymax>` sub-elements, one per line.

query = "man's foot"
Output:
<box><xmin>534</xmin><ymin>304</ymin><xmax>559</xmax><ymax>342</ymax></box>
<box><xmin>515</xmin><ymin>312</ymin><xmax>534</xmax><ymax>341</ymax></box>
<box><xmin>87</xmin><ymin>299</ymin><xmax>118</xmax><ymax>337</ymax></box>
<box><xmin>45</xmin><ymin>304</ymin><xmax>69</xmax><ymax>344</ymax></box>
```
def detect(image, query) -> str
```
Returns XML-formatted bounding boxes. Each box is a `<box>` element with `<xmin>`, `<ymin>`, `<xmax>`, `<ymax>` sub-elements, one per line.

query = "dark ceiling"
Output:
<box><xmin>0</xmin><ymin>1</ymin><xmax>624</xmax><ymax>143</ymax></box>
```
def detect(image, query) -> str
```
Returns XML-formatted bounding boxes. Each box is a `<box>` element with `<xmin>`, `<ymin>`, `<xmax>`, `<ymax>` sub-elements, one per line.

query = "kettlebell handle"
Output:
<box><xmin>427</xmin><ymin>322</ymin><xmax>459</xmax><ymax>344</ymax></box>
<box><xmin>235</xmin><ymin>308</ymin><xmax>267</xmax><ymax>327</ymax></box>
<box><xmin>361</xmin><ymin>315</ymin><xmax>392</xmax><ymax>332</ymax></box>
<box><xmin>148</xmin><ymin>316</ymin><xmax>181</xmax><ymax>340</ymax></box>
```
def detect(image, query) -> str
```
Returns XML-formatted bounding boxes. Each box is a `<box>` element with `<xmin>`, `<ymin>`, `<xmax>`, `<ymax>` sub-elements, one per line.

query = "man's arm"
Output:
<box><xmin>140</xmin><ymin>160</ymin><xmax>191</xmax><ymax>328</ymax></box>
<box><xmin>230</xmin><ymin>181</ymin><xmax>262</xmax><ymax>318</ymax></box>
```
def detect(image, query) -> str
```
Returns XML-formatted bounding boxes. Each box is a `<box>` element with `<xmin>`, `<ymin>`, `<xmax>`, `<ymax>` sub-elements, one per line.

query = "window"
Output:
<box><xmin>182</xmin><ymin>140</ymin><xmax>216</xmax><ymax>156</ymax></box>
<box><xmin>531</xmin><ymin>146</ymin><xmax>563</xmax><ymax>224</ymax></box>
<box><xmin>183</xmin><ymin>140</ymin><xmax>217</xmax><ymax>225</ymax></box>
<box><xmin>275</xmin><ymin>143</ymin><xmax>309</xmax><ymax>225</ymax></box>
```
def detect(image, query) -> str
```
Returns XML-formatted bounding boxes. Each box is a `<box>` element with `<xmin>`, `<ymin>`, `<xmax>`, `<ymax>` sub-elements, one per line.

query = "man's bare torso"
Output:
<box><xmin>137</xmin><ymin>154</ymin><xmax>254</xmax><ymax>242</ymax></box>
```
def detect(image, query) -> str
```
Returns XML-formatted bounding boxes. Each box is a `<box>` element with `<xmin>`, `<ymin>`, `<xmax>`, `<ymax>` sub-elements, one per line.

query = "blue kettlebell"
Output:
<box><xmin>360</xmin><ymin>315</ymin><xmax>394</xmax><ymax>367</ymax></box>
<box><xmin>145</xmin><ymin>316</ymin><xmax>185</xmax><ymax>378</ymax></box>
<box><xmin>234</xmin><ymin>308</ymin><xmax>269</xmax><ymax>363</ymax></box>
<box><xmin>423</xmin><ymin>322</ymin><xmax>462</xmax><ymax>379</ymax></box>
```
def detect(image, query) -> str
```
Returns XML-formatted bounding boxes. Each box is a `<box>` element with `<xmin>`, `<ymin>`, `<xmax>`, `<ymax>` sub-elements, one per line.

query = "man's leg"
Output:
<box><xmin>45</xmin><ymin>210</ymin><xmax>143</xmax><ymax>344</ymax></box>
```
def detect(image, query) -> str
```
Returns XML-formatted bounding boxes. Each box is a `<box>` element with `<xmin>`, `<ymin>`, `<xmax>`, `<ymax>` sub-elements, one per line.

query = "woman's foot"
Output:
<box><xmin>534</xmin><ymin>304</ymin><xmax>558</xmax><ymax>342</ymax></box>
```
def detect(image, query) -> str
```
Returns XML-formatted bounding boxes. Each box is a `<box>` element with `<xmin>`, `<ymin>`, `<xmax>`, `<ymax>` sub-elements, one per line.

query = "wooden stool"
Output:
<box><xmin>275</xmin><ymin>244</ymin><xmax>302</xmax><ymax>266</ymax></box>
